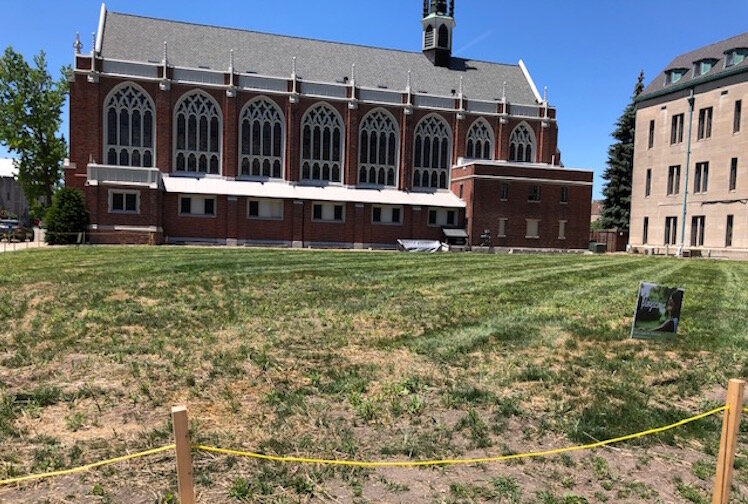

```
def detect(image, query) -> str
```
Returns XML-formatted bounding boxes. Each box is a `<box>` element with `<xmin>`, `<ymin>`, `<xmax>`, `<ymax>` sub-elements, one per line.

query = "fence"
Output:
<box><xmin>590</xmin><ymin>229</ymin><xmax>629</xmax><ymax>253</ymax></box>
<box><xmin>0</xmin><ymin>379</ymin><xmax>744</xmax><ymax>503</ymax></box>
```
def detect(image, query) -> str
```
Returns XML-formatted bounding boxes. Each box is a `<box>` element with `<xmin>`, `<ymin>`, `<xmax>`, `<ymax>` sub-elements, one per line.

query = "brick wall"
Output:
<box><xmin>452</xmin><ymin>163</ymin><xmax>592</xmax><ymax>249</ymax></box>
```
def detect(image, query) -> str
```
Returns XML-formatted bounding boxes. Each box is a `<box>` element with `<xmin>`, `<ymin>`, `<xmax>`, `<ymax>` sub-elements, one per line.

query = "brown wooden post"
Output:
<box><xmin>712</xmin><ymin>379</ymin><xmax>744</xmax><ymax>504</ymax></box>
<box><xmin>172</xmin><ymin>406</ymin><xmax>196</xmax><ymax>504</ymax></box>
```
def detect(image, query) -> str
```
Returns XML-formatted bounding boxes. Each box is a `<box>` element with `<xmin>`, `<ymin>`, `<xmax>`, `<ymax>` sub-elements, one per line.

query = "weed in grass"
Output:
<box><xmin>443</xmin><ymin>385</ymin><xmax>496</xmax><ymax>407</ymax></box>
<box><xmin>692</xmin><ymin>459</ymin><xmax>715</xmax><ymax>481</ymax></box>
<box><xmin>349</xmin><ymin>392</ymin><xmax>382</xmax><ymax>423</ymax></box>
<box><xmin>228</xmin><ymin>477</ymin><xmax>253</xmax><ymax>501</ymax></box>
<box><xmin>534</xmin><ymin>490</ymin><xmax>589</xmax><ymax>503</ymax></box>
<box><xmin>615</xmin><ymin>480</ymin><xmax>657</xmax><ymax>500</ymax></box>
<box><xmin>65</xmin><ymin>411</ymin><xmax>87</xmax><ymax>432</ymax></box>
<box><xmin>456</xmin><ymin>408</ymin><xmax>492</xmax><ymax>449</ymax></box>
<box><xmin>492</xmin><ymin>475</ymin><xmax>521</xmax><ymax>503</ymax></box>
<box><xmin>264</xmin><ymin>384</ymin><xmax>309</xmax><ymax>422</ymax></box>
<box><xmin>674</xmin><ymin>477</ymin><xmax>709</xmax><ymax>504</ymax></box>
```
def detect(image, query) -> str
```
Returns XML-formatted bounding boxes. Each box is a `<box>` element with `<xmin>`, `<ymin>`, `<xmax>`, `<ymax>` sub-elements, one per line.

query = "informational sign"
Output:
<box><xmin>631</xmin><ymin>282</ymin><xmax>685</xmax><ymax>340</ymax></box>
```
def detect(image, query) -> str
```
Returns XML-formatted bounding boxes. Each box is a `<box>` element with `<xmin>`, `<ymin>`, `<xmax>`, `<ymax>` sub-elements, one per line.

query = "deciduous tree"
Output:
<box><xmin>0</xmin><ymin>47</ymin><xmax>69</xmax><ymax>219</ymax></box>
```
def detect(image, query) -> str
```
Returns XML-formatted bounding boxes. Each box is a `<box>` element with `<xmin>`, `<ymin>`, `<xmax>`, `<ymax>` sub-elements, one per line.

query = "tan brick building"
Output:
<box><xmin>630</xmin><ymin>33</ymin><xmax>747</xmax><ymax>258</ymax></box>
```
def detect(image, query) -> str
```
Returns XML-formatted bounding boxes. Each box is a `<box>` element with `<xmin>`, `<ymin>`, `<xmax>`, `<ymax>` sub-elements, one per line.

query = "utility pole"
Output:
<box><xmin>678</xmin><ymin>90</ymin><xmax>695</xmax><ymax>256</ymax></box>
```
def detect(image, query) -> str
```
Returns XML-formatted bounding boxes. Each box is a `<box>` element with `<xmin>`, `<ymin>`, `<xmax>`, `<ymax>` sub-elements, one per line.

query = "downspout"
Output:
<box><xmin>677</xmin><ymin>89</ymin><xmax>695</xmax><ymax>256</ymax></box>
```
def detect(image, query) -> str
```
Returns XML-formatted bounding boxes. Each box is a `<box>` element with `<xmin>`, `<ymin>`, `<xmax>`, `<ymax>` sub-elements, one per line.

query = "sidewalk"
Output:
<box><xmin>0</xmin><ymin>240</ymin><xmax>47</xmax><ymax>253</ymax></box>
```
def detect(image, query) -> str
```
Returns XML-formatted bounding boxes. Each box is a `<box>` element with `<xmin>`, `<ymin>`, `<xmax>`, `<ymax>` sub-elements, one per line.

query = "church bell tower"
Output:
<box><xmin>422</xmin><ymin>0</ymin><xmax>455</xmax><ymax>67</ymax></box>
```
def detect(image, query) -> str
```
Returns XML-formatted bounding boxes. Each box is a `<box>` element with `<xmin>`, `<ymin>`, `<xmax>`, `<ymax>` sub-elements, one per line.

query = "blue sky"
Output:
<box><xmin>1</xmin><ymin>1</ymin><xmax>747</xmax><ymax>198</ymax></box>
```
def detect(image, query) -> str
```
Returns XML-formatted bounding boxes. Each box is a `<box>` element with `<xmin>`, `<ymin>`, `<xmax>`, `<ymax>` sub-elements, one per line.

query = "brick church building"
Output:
<box><xmin>66</xmin><ymin>1</ymin><xmax>592</xmax><ymax>248</ymax></box>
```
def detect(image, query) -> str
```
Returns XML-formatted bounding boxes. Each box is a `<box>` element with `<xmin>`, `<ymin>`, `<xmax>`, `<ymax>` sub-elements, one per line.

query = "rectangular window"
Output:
<box><xmin>648</xmin><ymin>119</ymin><xmax>655</xmax><ymax>149</ymax></box>
<box><xmin>372</xmin><ymin>205</ymin><xmax>402</xmax><ymax>225</ymax></box>
<box><xmin>694</xmin><ymin>162</ymin><xmax>709</xmax><ymax>193</ymax></box>
<box><xmin>428</xmin><ymin>208</ymin><xmax>457</xmax><ymax>227</ymax></box>
<box><xmin>526</xmin><ymin>219</ymin><xmax>540</xmax><ymax>239</ymax></box>
<box><xmin>667</xmin><ymin>165</ymin><xmax>681</xmax><ymax>195</ymax></box>
<box><xmin>247</xmin><ymin>199</ymin><xmax>283</xmax><ymax>220</ymax></box>
<box><xmin>735</xmin><ymin>100</ymin><xmax>742</xmax><ymax>133</ymax></box>
<box><xmin>645</xmin><ymin>168</ymin><xmax>652</xmax><ymax>197</ymax></box>
<box><xmin>312</xmin><ymin>203</ymin><xmax>344</xmax><ymax>222</ymax></box>
<box><xmin>664</xmin><ymin>216</ymin><xmax>678</xmax><ymax>245</ymax></box>
<box><xmin>726</xmin><ymin>215</ymin><xmax>734</xmax><ymax>247</ymax></box>
<box><xmin>690</xmin><ymin>216</ymin><xmax>705</xmax><ymax>246</ymax></box>
<box><xmin>558</xmin><ymin>220</ymin><xmax>567</xmax><ymax>239</ymax></box>
<box><xmin>499</xmin><ymin>183</ymin><xmax>509</xmax><ymax>201</ymax></box>
<box><xmin>180</xmin><ymin>197</ymin><xmax>191</xmax><ymax>215</ymax></box>
<box><xmin>643</xmin><ymin>217</ymin><xmax>649</xmax><ymax>245</ymax></box>
<box><xmin>109</xmin><ymin>190</ymin><xmax>139</xmax><ymax>214</ymax></box>
<box><xmin>498</xmin><ymin>218</ymin><xmax>507</xmax><ymax>237</ymax></box>
<box><xmin>671</xmin><ymin>114</ymin><xmax>684</xmax><ymax>144</ymax></box>
<box><xmin>179</xmin><ymin>195</ymin><xmax>216</xmax><ymax>216</ymax></box>
<box><xmin>528</xmin><ymin>185</ymin><xmax>541</xmax><ymax>202</ymax></box>
<box><xmin>459</xmin><ymin>184</ymin><xmax>463</xmax><ymax>199</ymax></box>
<box><xmin>204</xmin><ymin>198</ymin><xmax>215</xmax><ymax>216</ymax></box>
<box><xmin>560</xmin><ymin>186</ymin><xmax>568</xmax><ymax>203</ymax></box>
<box><xmin>729</xmin><ymin>158</ymin><xmax>738</xmax><ymax>191</ymax></box>
<box><xmin>697</xmin><ymin>107</ymin><xmax>713</xmax><ymax>140</ymax></box>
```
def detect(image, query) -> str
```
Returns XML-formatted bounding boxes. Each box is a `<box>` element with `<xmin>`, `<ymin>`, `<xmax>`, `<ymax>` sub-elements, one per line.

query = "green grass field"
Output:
<box><xmin>0</xmin><ymin>247</ymin><xmax>746</xmax><ymax>503</ymax></box>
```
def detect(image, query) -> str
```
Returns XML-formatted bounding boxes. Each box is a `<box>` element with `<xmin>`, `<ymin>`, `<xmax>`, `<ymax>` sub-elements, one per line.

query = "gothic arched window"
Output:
<box><xmin>438</xmin><ymin>25</ymin><xmax>449</xmax><ymax>48</ymax></box>
<box><xmin>465</xmin><ymin>118</ymin><xmax>494</xmax><ymax>160</ymax></box>
<box><xmin>413</xmin><ymin>114</ymin><xmax>451</xmax><ymax>190</ymax></box>
<box><xmin>174</xmin><ymin>91</ymin><xmax>222</xmax><ymax>174</ymax></box>
<box><xmin>301</xmin><ymin>103</ymin><xmax>344</xmax><ymax>183</ymax></box>
<box><xmin>239</xmin><ymin>97</ymin><xmax>285</xmax><ymax>179</ymax></box>
<box><xmin>104</xmin><ymin>83</ymin><xmax>155</xmax><ymax>167</ymax></box>
<box><xmin>508</xmin><ymin>123</ymin><xmax>536</xmax><ymax>163</ymax></box>
<box><xmin>424</xmin><ymin>25</ymin><xmax>435</xmax><ymax>48</ymax></box>
<box><xmin>358</xmin><ymin>109</ymin><xmax>399</xmax><ymax>187</ymax></box>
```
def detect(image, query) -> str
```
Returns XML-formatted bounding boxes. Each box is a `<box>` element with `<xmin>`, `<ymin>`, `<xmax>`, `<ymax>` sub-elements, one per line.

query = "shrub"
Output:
<box><xmin>44</xmin><ymin>188</ymin><xmax>89</xmax><ymax>245</ymax></box>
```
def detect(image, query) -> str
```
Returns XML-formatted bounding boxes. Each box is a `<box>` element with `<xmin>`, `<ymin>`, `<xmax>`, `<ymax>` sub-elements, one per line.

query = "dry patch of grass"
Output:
<box><xmin>0</xmin><ymin>247</ymin><xmax>746</xmax><ymax>503</ymax></box>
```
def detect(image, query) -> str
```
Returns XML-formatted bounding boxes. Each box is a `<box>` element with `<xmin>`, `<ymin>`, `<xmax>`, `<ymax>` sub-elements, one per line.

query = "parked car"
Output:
<box><xmin>0</xmin><ymin>219</ymin><xmax>33</xmax><ymax>242</ymax></box>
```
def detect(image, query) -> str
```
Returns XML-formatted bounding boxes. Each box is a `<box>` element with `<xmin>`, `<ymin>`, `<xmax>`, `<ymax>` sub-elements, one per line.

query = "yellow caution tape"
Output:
<box><xmin>194</xmin><ymin>405</ymin><xmax>727</xmax><ymax>468</ymax></box>
<box><xmin>0</xmin><ymin>444</ymin><xmax>175</xmax><ymax>487</ymax></box>
<box><xmin>0</xmin><ymin>404</ymin><xmax>737</xmax><ymax>487</ymax></box>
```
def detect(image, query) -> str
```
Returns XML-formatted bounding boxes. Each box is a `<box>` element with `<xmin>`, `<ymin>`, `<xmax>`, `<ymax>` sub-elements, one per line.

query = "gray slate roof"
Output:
<box><xmin>100</xmin><ymin>11</ymin><xmax>539</xmax><ymax>104</ymax></box>
<box><xmin>641</xmin><ymin>32</ymin><xmax>748</xmax><ymax>98</ymax></box>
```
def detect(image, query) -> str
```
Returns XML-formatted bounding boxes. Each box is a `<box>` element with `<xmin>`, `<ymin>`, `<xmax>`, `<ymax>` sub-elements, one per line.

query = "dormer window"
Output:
<box><xmin>693</xmin><ymin>59</ymin><xmax>717</xmax><ymax>76</ymax></box>
<box><xmin>664</xmin><ymin>69</ymin><xmax>687</xmax><ymax>86</ymax></box>
<box><xmin>725</xmin><ymin>48</ymin><xmax>748</xmax><ymax>68</ymax></box>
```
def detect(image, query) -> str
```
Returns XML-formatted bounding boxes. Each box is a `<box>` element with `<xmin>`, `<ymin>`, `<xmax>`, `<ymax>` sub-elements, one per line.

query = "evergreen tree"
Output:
<box><xmin>599</xmin><ymin>71</ymin><xmax>644</xmax><ymax>230</ymax></box>
<box><xmin>44</xmin><ymin>188</ymin><xmax>89</xmax><ymax>245</ymax></box>
<box><xmin>0</xmin><ymin>47</ymin><xmax>69</xmax><ymax>219</ymax></box>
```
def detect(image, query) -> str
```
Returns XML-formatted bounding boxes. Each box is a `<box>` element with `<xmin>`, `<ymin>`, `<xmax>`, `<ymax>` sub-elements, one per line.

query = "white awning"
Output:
<box><xmin>162</xmin><ymin>175</ymin><xmax>466</xmax><ymax>209</ymax></box>
<box><xmin>443</xmin><ymin>228</ymin><xmax>468</xmax><ymax>238</ymax></box>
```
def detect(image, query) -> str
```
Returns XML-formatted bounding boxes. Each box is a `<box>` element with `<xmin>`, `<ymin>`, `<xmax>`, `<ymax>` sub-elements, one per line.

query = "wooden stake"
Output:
<box><xmin>712</xmin><ymin>379</ymin><xmax>744</xmax><ymax>504</ymax></box>
<box><xmin>172</xmin><ymin>406</ymin><xmax>196</xmax><ymax>504</ymax></box>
